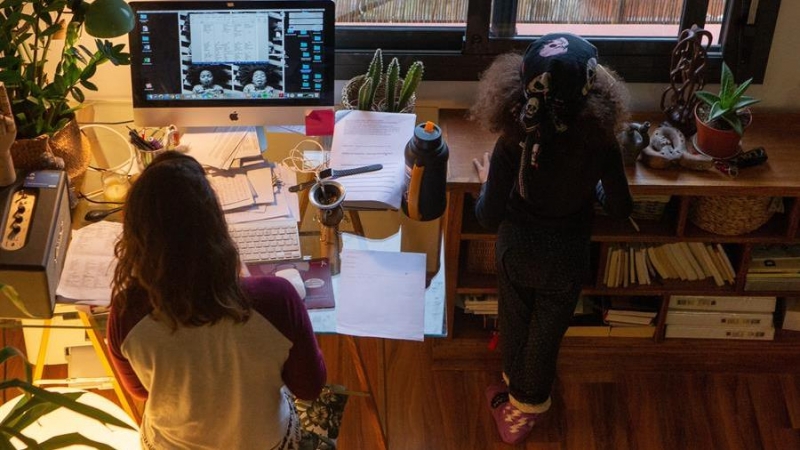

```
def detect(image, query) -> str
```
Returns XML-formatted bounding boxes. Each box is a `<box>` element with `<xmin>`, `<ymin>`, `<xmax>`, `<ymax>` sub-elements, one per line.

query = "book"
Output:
<box><xmin>665</xmin><ymin>325</ymin><xmax>775</xmax><ymax>341</ymax></box>
<box><xmin>679</xmin><ymin>242</ymin><xmax>706</xmax><ymax>280</ymax></box>
<box><xmin>662</xmin><ymin>244</ymin><xmax>688</xmax><ymax>280</ymax></box>
<box><xmin>609</xmin><ymin>325</ymin><xmax>655</xmax><ymax>338</ymax></box>
<box><xmin>668</xmin><ymin>295</ymin><xmax>777</xmax><ymax>312</ymax></box>
<box><xmin>715</xmin><ymin>244</ymin><xmax>737</xmax><ymax>282</ymax></box>
<box><xmin>666</xmin><ymin>310</ymin><xmax>774</xmax><ymax>327</ymax></box>
<box><xmin>749</xmin><ymin>244</ymin><xmax>800</xmax><ymax>272</ymax></box>
<box><xmin>329</xmin><ymin>110</ymin><xmax>416</xmax><ymax>210</ymax></box>
<box><xmin>783</xmin><ymin>298</ymin><xmax>800</xmax><ymax>331</ymax></box>
<box><xmin>245</xmin><ymin>258</ymin><xmax>335</xmax><ymax>310</ymax></box>
<box><xmin>565</xmin><ymin>326</ymin><xmax>611</xmax><ymax>337</ymax></box>
<box><xmin>689</xmin><ymin>242</ymin><xmax>724</xmax><ymax>286</ymax></box>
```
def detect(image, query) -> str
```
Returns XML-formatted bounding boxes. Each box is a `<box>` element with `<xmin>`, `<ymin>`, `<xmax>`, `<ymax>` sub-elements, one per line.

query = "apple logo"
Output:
<box><xmin>229</xmin><ymin>111</ymin><xmax>239</xmax><ymax>121</ymax></box>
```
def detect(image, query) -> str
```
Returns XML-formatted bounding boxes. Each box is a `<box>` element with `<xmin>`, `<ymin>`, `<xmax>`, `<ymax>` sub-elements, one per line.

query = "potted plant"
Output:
<box><xmin>694</xmin><ymin>61</ymin><xmax>760</xmax><ymax>159</ymax></box>
<box><xmin>0</xmin><ymin>345</ymin><xmax>135</xmax><ymax>448</ymax></box>
<box><xmin>0</xmin><ymin>0</ymin><xmax>133</xmax><ymax>186</ymax></box>
<box><xmin>341</xmin><ymin>48</ymin><xmax>424</xmax><ymax>113</ymax></box>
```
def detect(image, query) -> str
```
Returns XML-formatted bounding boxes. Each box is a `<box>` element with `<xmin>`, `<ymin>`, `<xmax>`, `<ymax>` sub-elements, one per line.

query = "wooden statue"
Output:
<box><xmin>660</xmin><ymin>25</ymin><xmax>713</xmax><ymax>137</ymax></box>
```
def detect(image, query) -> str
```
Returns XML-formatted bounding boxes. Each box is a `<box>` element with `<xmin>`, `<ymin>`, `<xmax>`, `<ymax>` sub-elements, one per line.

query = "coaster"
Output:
<box><xmin>690</xmin><ymin>134</ymin><xmax>743</xmax><ymax>160</ymax></box>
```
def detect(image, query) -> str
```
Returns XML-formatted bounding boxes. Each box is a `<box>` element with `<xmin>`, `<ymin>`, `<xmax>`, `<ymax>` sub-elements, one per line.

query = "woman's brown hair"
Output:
<box><xmin>111</xmin><ymin>152</ymin><xmax>250</xmax><ymax>329</ymax></box>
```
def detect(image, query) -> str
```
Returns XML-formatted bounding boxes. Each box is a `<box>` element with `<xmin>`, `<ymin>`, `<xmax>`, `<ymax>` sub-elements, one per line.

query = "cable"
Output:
<box><xmin>281</xmin><ymin>139</ymin><xmax>328</xmax><ymax>182</ymax></box>
<box><xmin>80</xmin><ymin>119</ymin><xmax>135</xmax><ymax>126</ymax></box>
<box><xmin>80</xmin><ymin>124</ymin><xmax>136</xmax><ymax>176</ymax></box>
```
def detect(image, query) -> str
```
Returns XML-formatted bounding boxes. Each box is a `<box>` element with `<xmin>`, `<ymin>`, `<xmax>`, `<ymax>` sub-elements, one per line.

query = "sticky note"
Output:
<box><xmin>305</xmin><ymin>108</ymin><xmax>335</xmax><ymax>136</ymax></box>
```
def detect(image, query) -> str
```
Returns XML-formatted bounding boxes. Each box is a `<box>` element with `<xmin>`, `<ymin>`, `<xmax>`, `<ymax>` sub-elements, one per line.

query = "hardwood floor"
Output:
<box><xmin>319</xmin><ymin>336</ymin><xmax>800</xmax><ymax>450</ymax></box>
<box><xmin>4</xmin><ymin>329</ymin><xmax>799</xmax><ymax>449</ymax></box>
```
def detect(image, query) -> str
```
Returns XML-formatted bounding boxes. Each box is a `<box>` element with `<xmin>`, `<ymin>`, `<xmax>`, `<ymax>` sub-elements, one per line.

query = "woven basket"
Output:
<box><xmin>689</xmin><ymin>196</ymin><xmax>776</xmax><ymax>236</ymax></box>
<box><xmin>465</xmin><ymin>241</ymin><xmax>496</xmax><ymax>275</ymax></box>
<box><xmin>341</xmin><ymin>74</ymin><xmax>415</xmax><ymax>112</ymax></box>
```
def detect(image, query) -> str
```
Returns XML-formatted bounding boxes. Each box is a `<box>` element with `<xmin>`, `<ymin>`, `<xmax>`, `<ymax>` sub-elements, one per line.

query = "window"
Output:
<box><xmin>334</xmin><ymin>0</ymin><xmax>781</xmax><ymax>84</ymax></box>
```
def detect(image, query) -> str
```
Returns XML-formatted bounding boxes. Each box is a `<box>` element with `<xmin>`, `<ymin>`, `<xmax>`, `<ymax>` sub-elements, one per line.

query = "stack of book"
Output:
<box><xmin>603</xmin><ymin>242</ymin><xmax>735</xmax><ymax>287</ymax></box>
<box><xmin>602</xmin><ymin>297</ymin><xmax>658</xmax><ymax>338</ymax></box>
<box><xmin>745</xmin><ymin>244</ymin><xmax>800</xmax><ymax>291</ymax></box>
<box><xmin>458</xmin><ymin>294</ymin><xmax>498</xmax><ymax>316</ymax></box>
<box><xmin>665</xmin><ymin>295</ymin><xmax>777</xmax><ymax>340</ymax></box>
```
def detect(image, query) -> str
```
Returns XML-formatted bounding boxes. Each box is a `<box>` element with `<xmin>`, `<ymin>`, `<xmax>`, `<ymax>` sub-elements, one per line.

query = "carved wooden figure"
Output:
<box><xmin>660</xmin><ymin>25</ymin><xmax>713</xmax><ymax>137</ymax></box>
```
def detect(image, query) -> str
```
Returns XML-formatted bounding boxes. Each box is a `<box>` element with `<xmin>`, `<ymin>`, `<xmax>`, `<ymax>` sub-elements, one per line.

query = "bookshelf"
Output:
<box><xmin>435</xmin><ymin>109</ymin><xmax>800</xmax><ymax>372</ymax></box>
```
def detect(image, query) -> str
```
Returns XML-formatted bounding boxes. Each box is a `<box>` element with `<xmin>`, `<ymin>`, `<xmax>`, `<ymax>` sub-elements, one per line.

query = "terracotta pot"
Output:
<box><xmin>9</xmin><ymin>118</ymin><xmax>90</xmax><ymax>189</ymax></box>
<box><xmin>694</xmin><ymin>104</ymin><xmax>751</xmax><ymax>159</ymax></box>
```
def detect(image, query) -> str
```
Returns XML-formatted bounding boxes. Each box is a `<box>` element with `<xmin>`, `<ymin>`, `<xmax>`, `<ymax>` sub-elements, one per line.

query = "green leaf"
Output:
<box><xmin>0</xmin><ymin>425</ymin><xmax>40</xmax><ymax>449</ymax></box>
<box><xmin>721</xmin><ymin>114</ymin><xmax>745</xmax><ymax>135</ymax></box>
<box><xmin>79</xmin><ymin>79</ymin><xmax>97</xmax><ymax>91</ymax></box>
<box><xmin>733</xmin><ymin>97</ymin><xmax>759</xmax><ymax>110</ymax></box>
<box><xmin>38</xmin><ymin>432</ymin><xmax>119</xmax><ymax>450</ymax></box>
<box><xmin>707</xmin><ymin>102</ymin><xmax>725</xmax><ymax>122</ymax></box>
<box><xmin>695</xmin><ymin>91</ymin><xmax>719</xmax><ymax>106</ymax></box>
<box><xmin>718</xmin><ymin>62</ymin><xmax>735</xmax><ymax>103</ymax></box>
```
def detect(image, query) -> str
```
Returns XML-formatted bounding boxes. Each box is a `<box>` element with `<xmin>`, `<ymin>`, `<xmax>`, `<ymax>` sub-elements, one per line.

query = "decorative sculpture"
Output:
<box><xmin>618</xmin><ymin>121</ymin><xmax>651</xmax><ymax>166</ymax></box>
<box><xmin>640</xmin><ymin>124</ymin><xmax>713</xmax><ymax>171</ymax></box>
<box><xmin>660</xmin><ymin>25</ymin><xmax>713</xmax><ymax>137</ymax></box>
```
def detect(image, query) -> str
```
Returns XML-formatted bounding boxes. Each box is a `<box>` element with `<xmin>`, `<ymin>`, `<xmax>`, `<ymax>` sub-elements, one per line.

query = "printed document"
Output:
<box><xmin>56</xmin><ymin>221</ymin><xmax>122</xmax><ymax>305</ymax></box>
<box><xmin>336</xmin><ymin>249</ymin><xmax>425</xmax><ymax>340</ymax></box>
<box><xmin>329</xmin><ymin>111</ymin><xmax>416</xmax><ymax>210</ymax></box>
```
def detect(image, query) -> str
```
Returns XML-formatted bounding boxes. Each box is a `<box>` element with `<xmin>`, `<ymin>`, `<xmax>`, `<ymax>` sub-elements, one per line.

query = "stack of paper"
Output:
<box><xmin>181</xmin><ymin>126</ymin><xmax>261</xmax><ymax>170</ymax></box>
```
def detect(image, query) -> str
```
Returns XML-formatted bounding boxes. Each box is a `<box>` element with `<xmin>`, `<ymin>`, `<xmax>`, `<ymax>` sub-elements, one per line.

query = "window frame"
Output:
<box><xmin>333</xmin><ymin>0</ymin><xmax>781</xmax><ymax>84</ymax></box>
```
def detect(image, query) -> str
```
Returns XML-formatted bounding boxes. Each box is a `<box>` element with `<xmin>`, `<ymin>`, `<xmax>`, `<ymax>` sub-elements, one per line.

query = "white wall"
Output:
<box><xmin>82</xmin><ymin>1</ymin><xmax>800</xmax><ymax>113</ymax></box>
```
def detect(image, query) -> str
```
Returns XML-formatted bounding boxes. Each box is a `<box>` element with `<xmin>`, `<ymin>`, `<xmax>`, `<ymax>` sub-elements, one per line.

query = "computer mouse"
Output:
<box><xmin>275</xmin><ymin>268</ymin><xmax>306</xmax><ymax>300</ymax></box>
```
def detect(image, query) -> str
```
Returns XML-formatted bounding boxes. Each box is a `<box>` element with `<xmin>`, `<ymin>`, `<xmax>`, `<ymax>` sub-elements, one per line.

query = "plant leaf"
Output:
<box><xmin>718</xmin><ymin>62</ymin><xmax>735</xmax><ymax>106</ymax></box>
<box><xmin>0</xmin><ymin>425</ymin><xmax>40</xmax><ymax>449</ymax></box>
<box><xmin>721</xmin><ymin>114</ymin><xmax>745</xmax><ymax>135</ymax></box>
<box><xmin>37</xmin><ymin>432</ymin><xmax>119</xmax><ymax>450</ymax></box>
<box><xmin>734</xmin><ymin>96</ymin><xmax>759</xmax><ymax>110</ymax></box>
<box><xmin>695</xmin><ymin>91</ymin><xmax>719</xmax><ymax>106</ymax></box>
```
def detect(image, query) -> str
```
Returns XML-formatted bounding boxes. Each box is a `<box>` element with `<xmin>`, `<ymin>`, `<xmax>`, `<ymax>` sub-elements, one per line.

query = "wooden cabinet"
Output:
<box><xmin>435</xmin><ymin>109</ymin><xmax>800</xmax><ymax>373</ymax></box>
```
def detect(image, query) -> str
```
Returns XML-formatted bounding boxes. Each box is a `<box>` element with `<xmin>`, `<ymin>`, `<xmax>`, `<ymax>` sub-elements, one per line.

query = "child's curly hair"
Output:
<box><xmin>469</xmin><ymin>53</ymin><xmax>631</xmax><ymax>139</ymax></box>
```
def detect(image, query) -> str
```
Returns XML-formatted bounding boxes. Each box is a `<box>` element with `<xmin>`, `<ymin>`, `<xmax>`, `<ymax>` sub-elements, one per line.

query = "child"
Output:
<box><xmin>470</xmin><ymin>33</ymin><xmax>633</xmax><ymax>444</ymax></box>
<box><xmin>107</xmin><ymin>152</ymin><xmax>326</xmax><ymax>449</ymax></box>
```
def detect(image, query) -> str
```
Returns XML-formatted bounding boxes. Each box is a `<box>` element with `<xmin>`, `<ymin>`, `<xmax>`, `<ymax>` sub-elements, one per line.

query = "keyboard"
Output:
<box><xmin>229</xmin><ymin>219</ymin><xmax>302</xmax><ymax>262</ymax></box>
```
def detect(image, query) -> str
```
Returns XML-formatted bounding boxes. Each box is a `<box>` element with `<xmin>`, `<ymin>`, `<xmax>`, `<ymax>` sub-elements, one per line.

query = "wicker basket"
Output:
<box><xmin>689</xmin><ymin>196</ymin><xmax>777</xmax><ymax>236</ymax></box>
<box><xmin>341</xmin><ymin>74</ymin><xmax>415</xmax><ymax>112</ymax></box>
<box><xmin>465</xmin><ymin>241</ymin><xmax>496</xmax><ymax>275</ymax></box>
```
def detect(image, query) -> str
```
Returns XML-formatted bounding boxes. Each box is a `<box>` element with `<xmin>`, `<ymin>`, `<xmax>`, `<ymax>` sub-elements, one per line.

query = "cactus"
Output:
<box><xmin>385</xmin><ymin>58</ymin><xmax>400</xmax><ymax>112</ymax></box>
<box><xmin>346</xmin><ymin>48</ymin><xmax>423</xmax><ymax>112</ymax></box>
<box><xmin>364</xmin><ymin>48</ymin><xmax>383</xmax><ymax>110</ymax></box>
<box><xmin>357</xmin><ymin>77</ymin><xmax>374</xmax><ymax>111</ymax></box>
<box><xmin>397</xmin><ymin>61</ymin><xmax>424</xmax><ymax>113</ymax></box>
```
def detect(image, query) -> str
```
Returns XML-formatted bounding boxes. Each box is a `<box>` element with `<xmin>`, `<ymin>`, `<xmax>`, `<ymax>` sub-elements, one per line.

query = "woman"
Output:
<box><xmin>107</xmin><ymin>152</ymin><xmax>326</xmax><ymax>449</ymax></box>
<box><xmin>470</xmin><ymin>33</ymin><xmax>633</xmax><ymax>444</ymax></box>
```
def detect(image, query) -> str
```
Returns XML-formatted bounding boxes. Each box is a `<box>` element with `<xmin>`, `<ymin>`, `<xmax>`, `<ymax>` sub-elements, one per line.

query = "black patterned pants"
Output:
<box><xmin>495</xmin><ymin>220</ymin><xmax>589</xmax><ymax>406</ymax></box>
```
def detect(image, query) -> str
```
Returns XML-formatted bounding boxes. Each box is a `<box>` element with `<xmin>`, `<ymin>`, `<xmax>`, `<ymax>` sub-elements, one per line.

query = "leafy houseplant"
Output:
<box><xmin>0</xmin><ymin>0</ymin><xmax>133</xmax><ymax>178</ymax></box>
<box><xmin>0</xmin><ymin>345</ymin><xmax>135</xmax><ymax>448</ymax></box>
<box><xmin>342</xmin><ymin>48</ymin><xmax>424</xmax><ymax>113</ymax></box>
<box><xmin>694</xmin><ymin>61</ymin><xmax>760</xmax><ymax>158</ymax></box>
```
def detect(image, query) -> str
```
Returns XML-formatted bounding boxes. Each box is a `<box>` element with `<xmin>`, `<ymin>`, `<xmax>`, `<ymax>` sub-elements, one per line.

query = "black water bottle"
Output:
<box><xmin>401</xmin><ymin>121</ymin><xmax>449</xmax><ymax>221</ymax></box>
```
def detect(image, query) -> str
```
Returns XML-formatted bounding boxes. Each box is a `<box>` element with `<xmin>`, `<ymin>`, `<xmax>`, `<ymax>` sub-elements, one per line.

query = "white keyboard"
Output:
<box><xmin>229</xmin><ymin>219</ymin><xmax>302</xmax><ymax>262</ymax></box>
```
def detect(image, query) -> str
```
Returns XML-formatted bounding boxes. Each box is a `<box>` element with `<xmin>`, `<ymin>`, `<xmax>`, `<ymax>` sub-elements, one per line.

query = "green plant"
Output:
<box><xmin>0</xmin><ymin>0</ymin><xmax>133</xmax><ymax>139</ymax></box>
<box><xmin>356</xmin><ymin>48</ymin><xmax>424</xmax><ymax>113</ymax></box>
<box><xmin>695</xmin><ymin>61</ymin><xmax>760</xmax><ymax>136</ymax></box>
<box><xmin>0</xmin><ymin>345</ymin><xmax>135</xmax><ymax>448</ymax></box>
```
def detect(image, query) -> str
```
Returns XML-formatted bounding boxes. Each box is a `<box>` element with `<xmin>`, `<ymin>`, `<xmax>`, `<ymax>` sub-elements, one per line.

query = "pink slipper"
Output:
<box><xmin>485</xmin><ymin>383</ymin><xmax>540</xmax><ymax>445</ymax></box>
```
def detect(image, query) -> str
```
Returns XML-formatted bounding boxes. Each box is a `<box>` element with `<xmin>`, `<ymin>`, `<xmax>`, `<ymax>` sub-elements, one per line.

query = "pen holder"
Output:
<box><xmin>309</xmin><ymin>180</ymin><xmax>346</xmax><ymax>275</ymax></box>
<box><xmin>135</xmin><ymin>146</ymin><xmax>168</xmax><ymax>170</ymax></box>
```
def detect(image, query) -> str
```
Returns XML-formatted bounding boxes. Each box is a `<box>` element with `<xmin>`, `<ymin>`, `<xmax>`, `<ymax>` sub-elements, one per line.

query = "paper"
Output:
<box><xmin>329</xmin><ymin>111</ymin><xmax>416</xmax><ymax>210</ymax></box>
<box><xmin>336</xmin><ymin>249</ymin><xmax>425</xmax><ymax>341</ymax></box>
<box><xmin>305</xmin><ymin>108</ymin><xmax>335</xmax><ymax>136</ymax></box>
<box><xmin>56</xmin><ymin>222</ymin><xmax>122</xmax><ymax>305</ymax></box>
<box><xmin>208</xmin><ymin>173</ymin><xmax>255</xmax><ymax>211</ymax></box>
<box><xmin>181</xmin><ymin>126</ymin><xmax>253</xmax><ymax>169</ymax></box>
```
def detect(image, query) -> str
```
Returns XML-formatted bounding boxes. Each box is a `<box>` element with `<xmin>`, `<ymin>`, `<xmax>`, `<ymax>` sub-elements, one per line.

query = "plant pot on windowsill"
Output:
<box><xmin>341</xmin><ymin>74</ymin><xmax>416</xmax><ymax>113</ymax></box>
<box><xmin>694</xmin><ymin>103</ymin><xmax>751</xmax><ymax>159</ymax></box>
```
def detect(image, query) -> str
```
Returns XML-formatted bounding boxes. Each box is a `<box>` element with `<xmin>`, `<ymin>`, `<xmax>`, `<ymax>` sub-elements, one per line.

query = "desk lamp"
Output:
<box><xmin>79</xmin><ymin>0</ymin><xmax>135</xmax><ymax>38</ymax></box>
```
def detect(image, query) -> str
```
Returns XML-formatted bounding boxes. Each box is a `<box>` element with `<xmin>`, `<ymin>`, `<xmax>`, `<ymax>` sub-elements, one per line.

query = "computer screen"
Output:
<box><xmin>128</xmin><ymin>1</ymin><xmax>335</xmax><ymax>127</ymax></box>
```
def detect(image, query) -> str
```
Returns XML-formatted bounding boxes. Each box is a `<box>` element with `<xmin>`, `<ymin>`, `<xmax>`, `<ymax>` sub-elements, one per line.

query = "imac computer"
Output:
<box><xmin>128</xmin><ymin>1</ymin><xmax>335</xmax><ymax>127</ymax></box>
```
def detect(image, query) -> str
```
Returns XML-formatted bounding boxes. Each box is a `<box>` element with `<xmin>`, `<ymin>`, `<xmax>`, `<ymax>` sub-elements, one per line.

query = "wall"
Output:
<box><xmin>81</xmin><ymin>1</ymin><xmax>800</xmax><ymax>113</ymax></box>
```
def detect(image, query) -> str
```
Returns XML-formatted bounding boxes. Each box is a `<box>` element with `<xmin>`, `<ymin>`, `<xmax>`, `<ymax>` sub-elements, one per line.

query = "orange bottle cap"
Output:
<box><xmin>423</xmin><ymin>121</ymin><xmax>436</xmax><ymax>133</ymax></box>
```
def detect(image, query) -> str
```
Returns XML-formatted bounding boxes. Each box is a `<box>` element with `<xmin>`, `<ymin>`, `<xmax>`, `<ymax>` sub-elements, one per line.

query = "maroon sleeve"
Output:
<box><xmin>242</xmin><ymin>276</ymin><xmax>327</xmax><ymax>400</ymax></box>
<box><xmin>107</xmin><ymin>296</ymin><xmax>151</xmax><ymax>401</ymax></box>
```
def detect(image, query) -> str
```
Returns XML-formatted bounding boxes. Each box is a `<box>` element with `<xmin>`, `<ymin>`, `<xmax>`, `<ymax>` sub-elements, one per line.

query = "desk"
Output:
<box><xmin>46</xmin><ymin>101</ymin><xmax>447</xmax><ymax>448</ymax></box>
